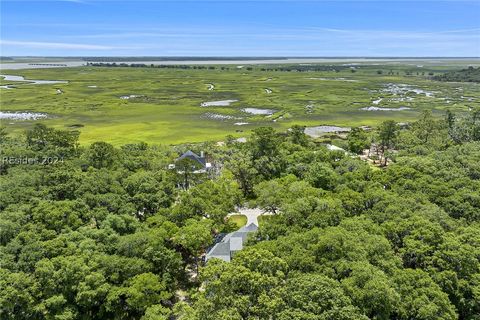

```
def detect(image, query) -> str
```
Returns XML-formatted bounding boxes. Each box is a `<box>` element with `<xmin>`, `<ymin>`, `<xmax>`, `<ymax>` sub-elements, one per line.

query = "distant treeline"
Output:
<box><xmin>83</xmin><ymin>56</ymin><xmax>289</xmax><ymax>62</ymax></box>
<box><xmin>86</xmin><ymin>62</ymin><xmax>349</xmax><ymax>72</ymax></box>
<box><xmin>86</xmin><ymin>62</ymin><xmax>225</xmax><ymax>70</ymax></box>
<box><xmin>29</xmin><ymin>63</ymin><xmax>68</xmax><ymax>67</ymax></box>
<box><xmin>433</xmin><ymin>66</ymin><xmax>480</xmax><ymax>83</ymax></box>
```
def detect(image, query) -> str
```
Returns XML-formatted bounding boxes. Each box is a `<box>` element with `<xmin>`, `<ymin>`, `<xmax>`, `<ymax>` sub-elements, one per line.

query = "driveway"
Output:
<box><xmin>229</xmin><ymin>207</ymin><xmax>264</xmax><ymax>226</ymax></box>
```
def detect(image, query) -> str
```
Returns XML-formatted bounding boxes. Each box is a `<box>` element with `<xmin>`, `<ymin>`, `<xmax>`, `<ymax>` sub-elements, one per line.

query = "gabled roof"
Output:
<box><xmin>206</xmin><ymin>242</ymin><xmax>231</xmax><ymax>261</ymax></box>
<box><xmin>177</xmin><ymin>150</ymin><xmax>206</xmax><ymax>167</ymax></box>
<box><xmin>230</xmin><ymin>231</ymin><xmax>250</xmax><ymax>242</ymax></box>
<box><xmin>206</xmin><ymin>222</ymin><xmax>258</xmax><ymax>262</ymax></box>
<box><xmin>238</xmin><ymin>223</ymin><xmax>258</xmax><ymax>232</ymax></box>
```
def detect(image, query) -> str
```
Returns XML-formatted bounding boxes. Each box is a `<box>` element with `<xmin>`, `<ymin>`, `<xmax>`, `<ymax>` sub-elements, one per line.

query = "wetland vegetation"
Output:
<box><xmin>1</xmin><ymin>60</ymin><xmax>479</xmax><ymax>145</ymax></box>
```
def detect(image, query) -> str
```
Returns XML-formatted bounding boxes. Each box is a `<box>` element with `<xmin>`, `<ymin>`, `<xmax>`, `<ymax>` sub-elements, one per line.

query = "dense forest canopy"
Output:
<box><xmin>433</xmin><ymin>66</ymin><xmax>480</xmax><ymax>83</ymax></box>
<box><xmin>1</xmin><ymin>108</ymin><xmax>480</xmax><ymax>319</ymax></box>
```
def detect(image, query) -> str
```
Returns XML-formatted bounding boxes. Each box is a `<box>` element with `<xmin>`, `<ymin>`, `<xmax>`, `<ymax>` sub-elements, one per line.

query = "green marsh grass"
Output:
<box><xmin>1</xmin><ymin>63</ymin><xmax>478</xmax><ymax>145</ymax></box>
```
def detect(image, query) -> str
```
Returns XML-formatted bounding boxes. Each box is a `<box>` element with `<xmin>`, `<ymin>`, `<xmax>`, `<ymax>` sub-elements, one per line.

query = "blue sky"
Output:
<box><xmin>1</xmin><ymin>0</ymin><xmax>479</xmax><ymax>57</ymax></box>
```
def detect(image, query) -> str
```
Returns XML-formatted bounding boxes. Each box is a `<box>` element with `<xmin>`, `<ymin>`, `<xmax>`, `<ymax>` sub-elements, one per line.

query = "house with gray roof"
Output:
<box><xmin>177</xmin><ymin>150</ymin><xmax>207</xmax><ymax>168</ymax></box>
<box><xmin>168</xmin><ymin>150</ymin><xmax>212</xmax><ymax>173</ymax></box>
<box><xmin>205</xmin><ymin>223</ymin><xmax>258</xmax><ymax>262</ymax></box>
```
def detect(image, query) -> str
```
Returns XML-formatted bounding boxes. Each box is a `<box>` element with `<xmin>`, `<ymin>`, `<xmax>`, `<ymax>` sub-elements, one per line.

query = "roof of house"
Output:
<box><xmin>238</xmin><ymin>223</ymin><xmax>258</xmax><ymax>233</ymax></box>
<box><xmin>177</xmin><ymin>150</ymin><xmax>206</xmax><ymax>167</ymax></box>
<box><xmin>206</xmin><ymin>242</ymin><xmax>231</xmax><ymax>261</ymax></box>
<box><xmin>229</xmin><ymin>237</ymin><xmax>244</xmax><ymax>251</ymax></box>
<box><xmin>206</xmin><ymin>222</ymin><xmax>258</xmax><ymax>262</ymax></box>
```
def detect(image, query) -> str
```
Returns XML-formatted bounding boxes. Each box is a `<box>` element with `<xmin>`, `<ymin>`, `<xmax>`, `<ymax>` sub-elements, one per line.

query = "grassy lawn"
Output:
<box><xmin>1</xmin><ymin>61</ymin><xmax>479</xmax><ymax>145</ymax></box>
<box><xmin>227</xmin><ymin>215</ymin><xmax>247</xmax><ymax>228</ymax></box>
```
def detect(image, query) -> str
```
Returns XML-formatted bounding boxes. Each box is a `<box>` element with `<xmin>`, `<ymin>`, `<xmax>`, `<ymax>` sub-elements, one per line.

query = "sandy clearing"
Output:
<box><xmin>201</xmin><ymin>99</ymin><xmax>238</xmax><ymax>107</ymax></box>
<box><xmin>361</xmin><ymin>106</ymin><xmax>411</xmax><ymax>111</ymax></box>
<box><xmin>380</xmin><ymin>83</ymin><xmax>436</xmax><ymax>97</ymax></box>
<box><xmin>202</xmin><ymin>112</ymin><xmax>241</xmax><ymax>120</ymax></box>
<box><xmin>1</xmin><ymin>74</ymin><xmax>68</xmax><ymax>85</ymax></box>
<box><xmin>305</xmin><ymin>125</ymin><xmax>351</xmax><ymax>138</ymax></box>
<box><xmin>120</xmin><ymin>94</ymin><xmax>143</xmax><ymax>100</ymax></box>
<box><xmin>0</xmin><ymin>111</ymin><xmax>48</xmax><ymax>120</ymax></box>
<box><xmin>242</xmin><ymin>108</ymin><xmax>275</xmax><ymax>115</ymax></box>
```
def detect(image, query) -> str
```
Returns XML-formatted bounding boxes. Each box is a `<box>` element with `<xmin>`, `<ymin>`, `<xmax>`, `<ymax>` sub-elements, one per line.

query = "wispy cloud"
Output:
<box><xmin>64</xmin><ymin>26</ymin><xmax>480</xmax><ymax>42</ymax></box>
<box><xmin>69</xmin><ymin>32</ymin><xmax>207</xmax><ymax>39</ymax></box>
<box><xmin>0</xmin><ymin>40</ymin><xmax>120</xmax><ymax>50</ymax></box>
